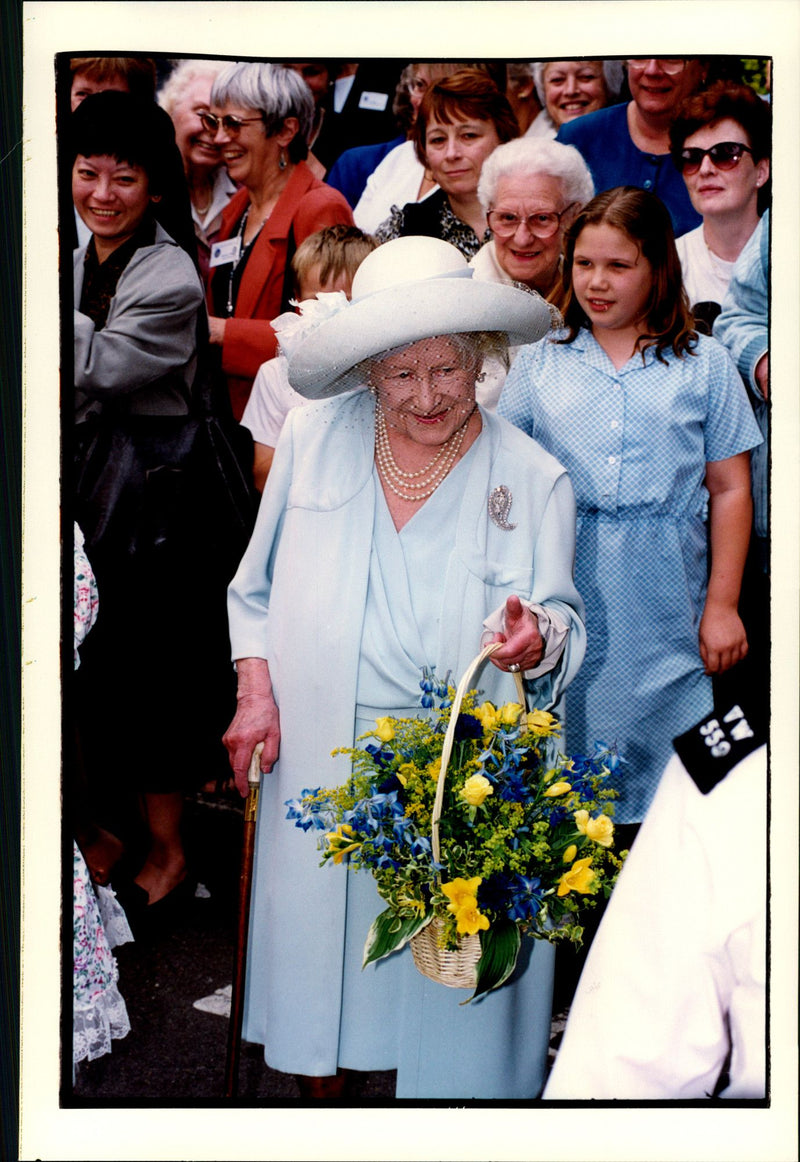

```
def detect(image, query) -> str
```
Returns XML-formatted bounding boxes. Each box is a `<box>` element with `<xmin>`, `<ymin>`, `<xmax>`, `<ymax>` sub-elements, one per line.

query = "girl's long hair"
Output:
<box><xmin>557</xmin><ymin>186</ymin><xmax>698</xmax><ymax>363</ymax></box>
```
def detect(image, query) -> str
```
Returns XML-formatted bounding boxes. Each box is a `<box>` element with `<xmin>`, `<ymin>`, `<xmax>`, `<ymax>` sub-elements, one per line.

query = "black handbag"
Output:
<box><xmin>74</xmin><ymin>358</ymin><xmax>257</xmax><ymax>577</ymax></box>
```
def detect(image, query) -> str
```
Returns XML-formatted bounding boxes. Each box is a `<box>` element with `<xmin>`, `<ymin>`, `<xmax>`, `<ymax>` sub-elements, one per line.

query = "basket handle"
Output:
<box><xmin>430</xmin><ymin>643</ymin><xmax>527</xmax><ymax>865</ymax></box>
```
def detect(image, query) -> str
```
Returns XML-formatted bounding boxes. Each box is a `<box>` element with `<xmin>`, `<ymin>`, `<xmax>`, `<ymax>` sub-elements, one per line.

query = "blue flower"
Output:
<box><xmin>506</xmin><ymin>875</ymin><xmax>543</xmax><ymax>923</ymax></box>
<box><xmin>454</xmin><ymin>713</ymin><xmax>483</xmax><ymax>741</ymax></box>
<box><xmin>410</xmin><ymin>836</ymin><xmax>433</xmax><ymax>861</ymax></box>
<box><xmin>496</xmin><ymin>768</ymin><xmax>535</xmax><ymax>803</ymax></box>
<box><xmin>478</xmin><ymin>873</ymin><xmax>515</xmax><ymax>912</ymax></box>
<box><xmin>548</xmin><ymin>806</ymin><xmax>571</xmax><ymax>827</ymax></box>
<box><xmin>376</xmin><ymin>772</ymin><xmax>404</xmax><ymax>795</ymax></box>
<box><xmin>365</xmin><ymin>743</ymin><xmax>395</xmax><ymax>770</ymax></box>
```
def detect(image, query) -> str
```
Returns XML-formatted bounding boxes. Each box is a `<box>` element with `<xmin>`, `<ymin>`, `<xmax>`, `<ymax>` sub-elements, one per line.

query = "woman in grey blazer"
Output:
<box><xmin>70</xmin><ymin>91</ymin><xmax>237</xmax><ymax>921</ymax></box>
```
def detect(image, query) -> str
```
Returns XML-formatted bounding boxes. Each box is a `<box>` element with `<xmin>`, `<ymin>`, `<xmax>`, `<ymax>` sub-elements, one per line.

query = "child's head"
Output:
<box><xmin>292</xmin><ymin>225</ymin><xmax>378</xmax><ymax>301</ymax></box>
<box><xmin>559</xmin><ymin>186</ymin><xmax>695</xmax><ymax>360</ymax></box>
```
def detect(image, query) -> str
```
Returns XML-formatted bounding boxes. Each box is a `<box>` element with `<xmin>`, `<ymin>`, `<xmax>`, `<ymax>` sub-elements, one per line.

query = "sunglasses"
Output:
<box><xmin>200</xmin><ymin>111</ymin><xmax>264</xmax><ymax>135</ymax></box>
<box><xmin>675</xmin><ymin>141</ymin><xmax>754</xmax><ymax>174</ymax></box>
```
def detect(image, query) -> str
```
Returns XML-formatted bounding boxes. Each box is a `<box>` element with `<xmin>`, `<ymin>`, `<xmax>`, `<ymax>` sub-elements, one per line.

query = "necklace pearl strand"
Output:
<box><xmin>374</xmin><ymin>401</ymin><xmax>470</xmax><ymax>502</ymax></box>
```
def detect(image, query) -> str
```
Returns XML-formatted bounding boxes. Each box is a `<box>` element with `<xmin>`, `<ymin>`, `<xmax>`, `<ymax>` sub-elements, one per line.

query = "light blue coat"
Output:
<box><xmin>228</xmin><ymin>388</ymin><xmax>586</xmax><ymax>1087</ymax></box>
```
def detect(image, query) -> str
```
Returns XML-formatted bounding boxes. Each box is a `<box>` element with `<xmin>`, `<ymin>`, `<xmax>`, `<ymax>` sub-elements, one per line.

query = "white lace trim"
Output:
<box><xmin>95</xmin><ymin>883</ymin><xmax>135</xmax><ymax>949</ymax></box>
<box><xmin>73</xmin><ymin>966</ymin><xmax>131</xmax><ymax>1064</ymax></box>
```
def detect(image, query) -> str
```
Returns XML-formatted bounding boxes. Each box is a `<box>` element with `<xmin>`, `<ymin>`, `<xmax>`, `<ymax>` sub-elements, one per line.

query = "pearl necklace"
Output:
<box><xmin>374</xmin><ymin>402</ymin><xmax>469</xmax><ymax>502</ymax></box>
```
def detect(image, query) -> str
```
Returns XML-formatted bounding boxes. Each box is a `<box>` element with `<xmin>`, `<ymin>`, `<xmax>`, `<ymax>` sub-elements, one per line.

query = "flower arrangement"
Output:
<box><xmin>286</xmin><ymin>658</ymin><xmax>625</xmax><ymax>1002</ymax></box>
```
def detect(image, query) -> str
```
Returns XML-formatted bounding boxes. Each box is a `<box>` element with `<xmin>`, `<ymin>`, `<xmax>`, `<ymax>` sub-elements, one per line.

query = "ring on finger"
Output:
<box><xmin>508</xmin><ymin>663</ymin><xmax>521</xmax><ymax>673</ymax></box>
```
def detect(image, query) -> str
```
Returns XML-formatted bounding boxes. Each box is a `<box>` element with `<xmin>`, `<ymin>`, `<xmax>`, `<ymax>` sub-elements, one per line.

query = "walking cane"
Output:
<box><xmin>224</xmin><ymin>742</ymin><xmax>263</xmax><ymax>1098</ymax></box>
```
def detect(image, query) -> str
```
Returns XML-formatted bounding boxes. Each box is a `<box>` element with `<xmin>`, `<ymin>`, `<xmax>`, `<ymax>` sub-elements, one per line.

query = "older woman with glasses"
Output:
<box><xmin>473</xmin><ymin>137</ymin><xmax>594</xmax><ymax>299</ymax></box>
<box><xmin>466</xmin><ymin>138</ymin><xmax>593</xmax><ymax>408</ymax></box>
<box><xmin>157</xmin><ymin>59</ymin><xmax>238</xmax><ymax>282</ymax></box>
<box><xmin>204</xmin><ymin>62</ymin><xmax>353</xmax><ymax>419</ymax></box>
<box><xmin>557</xmin><ymin>58</ymin><xmax>708</xmax><ymax>237</ymax></box>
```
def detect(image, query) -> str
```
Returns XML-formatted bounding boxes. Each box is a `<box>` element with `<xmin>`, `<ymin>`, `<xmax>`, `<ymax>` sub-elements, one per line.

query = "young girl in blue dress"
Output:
<box><xmin>499</xmin><ymin>186</ymin><xmax>762</xmax><ymax>829</ymax></box>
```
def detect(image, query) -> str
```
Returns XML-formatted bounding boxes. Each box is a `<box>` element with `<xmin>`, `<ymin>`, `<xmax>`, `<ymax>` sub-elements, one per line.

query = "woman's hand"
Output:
<box><xmin>223</xmin><ymin>658</ymin><xmax>281</xmax><ymax>797</ymax></box>
<box><xmin>486</xmin><ymin>594</ymin><xmax>544</xmax><ymax>673</ymax></box>
<box><xmin>208</xmin><ymin>315</ymin><xmax>227</xmax><ymax>346</ymax></box>
<box><xmin>699</xmin><ymin>601</ymin><xmax>748</xmax><ymax>674</ymax></box>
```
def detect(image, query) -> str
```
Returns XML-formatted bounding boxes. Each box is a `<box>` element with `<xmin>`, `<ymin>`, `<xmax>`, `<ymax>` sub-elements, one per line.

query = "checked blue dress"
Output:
<box><xmin>499</xmin><ymin>329</ymin><xmax>763</xmax><ymax>824</ymax></box>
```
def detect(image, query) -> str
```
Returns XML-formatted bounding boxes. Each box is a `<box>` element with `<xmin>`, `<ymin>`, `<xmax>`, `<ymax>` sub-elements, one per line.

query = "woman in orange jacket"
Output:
<box><xmin>205</xmin><ymin>62</ymin><xmax>353</xmax><ymax>419</ymax></box>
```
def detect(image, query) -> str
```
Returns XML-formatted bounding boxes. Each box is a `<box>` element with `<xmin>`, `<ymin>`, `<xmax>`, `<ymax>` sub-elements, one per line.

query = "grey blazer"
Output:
<box><xmin>74</xmin><ymin>223</ymin><xmax>204</xmax><ymax>421</ymax></box>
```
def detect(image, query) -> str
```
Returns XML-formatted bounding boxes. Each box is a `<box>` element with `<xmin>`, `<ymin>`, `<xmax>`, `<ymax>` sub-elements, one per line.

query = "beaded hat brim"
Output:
<box><xmin>284</xmin><ymin>236</ymin><xmax>553</xmax><ymax>399</ymax></box>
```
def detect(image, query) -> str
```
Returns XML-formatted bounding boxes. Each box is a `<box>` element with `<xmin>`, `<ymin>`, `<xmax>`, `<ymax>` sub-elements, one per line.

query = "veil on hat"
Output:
<box><xmin>276</xmin><ymin>237</ymin><xmax>557</xmax><ymax>399</ymax></box>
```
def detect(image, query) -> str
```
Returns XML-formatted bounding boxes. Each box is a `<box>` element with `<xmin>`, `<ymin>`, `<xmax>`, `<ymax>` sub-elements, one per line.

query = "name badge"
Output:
<box><xmin>359</xmin><ymin>90</ymin><xmax>389</xmax><ymax>112</ymax></box>
<box><xmin>210</xmin><ymin>237</ymin><xmax>242</xmax><ymax>267</ymax></box>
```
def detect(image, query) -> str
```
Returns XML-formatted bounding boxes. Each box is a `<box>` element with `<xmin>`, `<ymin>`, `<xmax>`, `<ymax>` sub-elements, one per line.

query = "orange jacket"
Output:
<box><xmin>207</xmin><ymin>162</ymin><xmax>353</xmax><ymax>419</ymax></box>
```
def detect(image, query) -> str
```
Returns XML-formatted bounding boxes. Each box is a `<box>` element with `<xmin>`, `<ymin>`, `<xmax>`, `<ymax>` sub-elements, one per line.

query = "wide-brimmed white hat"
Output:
<box><xmin>280</xmin><ymin>236</ymin><xmax>554</xmax><ymax>398</ymax></box>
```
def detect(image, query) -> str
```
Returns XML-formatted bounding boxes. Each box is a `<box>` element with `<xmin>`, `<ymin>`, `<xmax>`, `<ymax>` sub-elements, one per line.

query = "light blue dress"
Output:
<box><xmin>335</xmin><ymin>458</ymin><xmax>556</xmax><ymax>1098</ymax></box>
<box><xmin>230</xmin><ymin>392</ymin><xmax>585</xmax><ymax>1096</ymax></box>
<box><xmin>499</xmin><ymin>329</ymin><xmax>763</xmax><ymax>823</ymax></box>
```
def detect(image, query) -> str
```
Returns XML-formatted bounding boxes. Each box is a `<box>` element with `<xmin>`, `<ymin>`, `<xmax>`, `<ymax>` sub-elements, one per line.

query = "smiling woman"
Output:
<box><xmin>70</xmin><ymin>90</ymin><xmax>241</xmax><ymax>920</ymax></box>
<box><xmin>203</xmin><ymin>61</ymin><xmax>353</xmax><ymax>419</ymax></box>
<box><xmin>374</xmin><ymin>68</ymin><xmax>519</xmax><ymax>258</ymax></box>
<box><xmin>72</xmin><ymin>154</ymin><xmax>157</xmax><ymax>261</ymax></box>
<box><xmin>222</xmin><ymin>235</ymin><xmax>585</xmax><ymax>1099</ymax></box>
<box><xmin>157</xmin><ymin>60</ymin><xmax>238</xmax><ymax>280</ymax></box>
<box><xmin>530</xmin><ymin>59</ymin><xmax>624</xmax><ymax>137</ymax></box>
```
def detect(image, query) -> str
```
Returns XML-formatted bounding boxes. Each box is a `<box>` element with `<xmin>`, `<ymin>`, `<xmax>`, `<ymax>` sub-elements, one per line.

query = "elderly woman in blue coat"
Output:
<box><xmin>223</xmin><ymin>236</ymin><xmax>586</xmax><ymax>1100</ymax></box>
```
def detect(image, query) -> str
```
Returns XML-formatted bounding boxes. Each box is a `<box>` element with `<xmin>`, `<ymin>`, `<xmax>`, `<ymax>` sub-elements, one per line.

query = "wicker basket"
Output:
<box><xmin>410</xmin><ymin>915</ymin><xmax>482</xmax><ymax>988</ymax></box>
<box><xmin>408</xmin><ymin>643</ymin><xmax>527</xmax><ymax>988</ymax></box>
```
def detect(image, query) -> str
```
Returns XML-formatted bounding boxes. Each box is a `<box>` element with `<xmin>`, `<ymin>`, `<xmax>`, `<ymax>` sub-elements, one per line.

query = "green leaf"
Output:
<box><xmin>363</xmin><ymin>907</ymin><xmax>432</xmax><ymax>968</ymax></box>
<box><xmin>465</xmin><ymin>918</ymin><xmax>521</xmax><ymax>1003</ymax></box>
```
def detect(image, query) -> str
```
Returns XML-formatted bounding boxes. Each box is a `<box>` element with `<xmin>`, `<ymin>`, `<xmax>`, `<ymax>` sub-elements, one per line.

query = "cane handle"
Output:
<box><xmin>248</xmin><ymin>742</ymin><xmax>264</xmax><ymax>788</ymax></box>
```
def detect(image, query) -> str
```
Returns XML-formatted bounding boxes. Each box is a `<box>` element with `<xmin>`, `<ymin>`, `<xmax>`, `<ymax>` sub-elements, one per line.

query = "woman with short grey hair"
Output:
<box><xmin>472</xmin><ymin>136</ymin><xmax>594</xmax><ymax>300</ymax></box>
<box><xmin>157</xmin><ymin>59</ymin><xmax>237</xmax><ymax>279</ymax></box>
<box><xmin>204</xmin><ymin>61</ymin><xmax>353</xmax><ymax>418</ymax></box>
<box><xmin>529</xmin><ymin>60</ymin><xmax>624</xmax><ymax>138</ymax></box>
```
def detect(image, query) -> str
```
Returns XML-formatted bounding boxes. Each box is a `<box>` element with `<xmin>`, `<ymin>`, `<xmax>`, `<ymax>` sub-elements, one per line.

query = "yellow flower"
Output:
<box><xmin>499</xmin><ymin>702</ymin><xmax>524</xmax><ymax>726</ymax></box>
<box><xmin>544</xmin><ymin>781</ymin><xmax>572</xmax><ymax>797</ymax></box>
<box><xmin>427</xmin><ymin>759</ymin><xmax>443</xmax><ymax>781</ymax></box>
<box><xmin>325</xmin><ymin>823</ymin><xmax>362</xmax><ymax>864</ymax></box>
<box><xmin>557</xmin><ymin>857</ymin><xmax>595</xmax><ymax>897</ymax></box>
<box><xmin>460</xmin><ymin>774</ymin><xmax>494</xmax><ymax>807</ymax></box>
<box><xmin>454</xmin><ymin>902</ymin><xmax>490</xmax><ymax>936</ymax></box>
<box><xmin>563</xmin><ymin>844</ymin><xmax>577</xmax><ymax>863</ymax></box>
<box><xmin>575</xmin><ymin>810</ymin><xmax>614</xmax><ymax>847</ymax></box>
<box><xmin>476</xmin><ymin>702</ymin><xmax>501</xmax><ymax>732</ymax></box>
<box><xmin>525</xmin><ymin>709</ymin><xmax>561</xmax><ymax>737</ymax></box>
<box><xmin>374</xmin><ymin>717</ymin><xmax>395</xmax><ymax>742</ymax></box>
<box><xmin>442</xmin><ymin>877</ymin><xmax>483</xmax><ymax>914</ymax></box>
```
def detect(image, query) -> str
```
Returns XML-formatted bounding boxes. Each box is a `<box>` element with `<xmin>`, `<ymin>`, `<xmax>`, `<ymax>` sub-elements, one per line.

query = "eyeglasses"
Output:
<box><xmin>487</xmin><ymin>205</ymin><xmax>576</xmax><ymax>239</ymax></box>
<box><xmin>675</xmin><ymin>141</ymin><xmax>754</xmax><ymax>174</ymax></box>
<box><xmin>626</xmin><ymin>59</ymin><xmax>688</xmax><ymax>76</ymax></box>
<box><xmin>199</xmin><ymin>112</ymin><xmax>264</xmax><ymax>135</ymax></box>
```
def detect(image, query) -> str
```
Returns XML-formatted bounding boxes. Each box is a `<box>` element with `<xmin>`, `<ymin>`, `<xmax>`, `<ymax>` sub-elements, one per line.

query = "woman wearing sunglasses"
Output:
<box><xmin>670</xmin><ymin>81</ymin><xmax>770</xmax><ymax>328</ymax></box>
<box><xmin>205</xmin><ymin>62</ymin><xmax>353</xmax><ymax>420</ymax></box>
<box><xmin>157</xmin><ymin>59</ymin><xmax>238</xmax><ymax>283</ymax></box>
<box><xmin>556</xmin><ymin>58</ymin><xmax>708</xmax><ymax>238</ymax></box>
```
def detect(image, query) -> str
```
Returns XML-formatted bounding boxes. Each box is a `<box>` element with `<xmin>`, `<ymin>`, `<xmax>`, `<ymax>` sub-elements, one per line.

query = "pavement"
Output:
<box><xmin>70</xmin><ymin>791</ymin><xmax>568</xmax><ymax>1105</ymax></box>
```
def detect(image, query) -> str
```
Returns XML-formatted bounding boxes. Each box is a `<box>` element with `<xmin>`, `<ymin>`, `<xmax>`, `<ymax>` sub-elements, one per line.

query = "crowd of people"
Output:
<box><xmin>65</xmin><ymin>54</ymin><xmax>770</xmax><ymax>1100</ymax></box>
